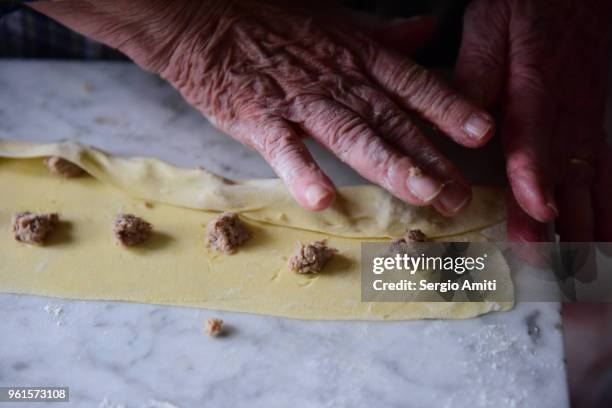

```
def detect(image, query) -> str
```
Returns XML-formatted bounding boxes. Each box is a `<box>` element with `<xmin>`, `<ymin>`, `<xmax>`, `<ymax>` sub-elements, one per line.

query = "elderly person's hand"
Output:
<box><xmin>455</xmin><ymin>0</ymin><xmax>612</xmax><ymax>242</ymax></box>
<box><xmin>32</xmin><ymin>0</ymin><xmax>495</xmax><ymax>214</ymax></box>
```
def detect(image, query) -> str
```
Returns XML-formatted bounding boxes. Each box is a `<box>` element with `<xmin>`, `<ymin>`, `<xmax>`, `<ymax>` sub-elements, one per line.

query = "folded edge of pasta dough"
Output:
<box><xmin>0</xmin><ymin>138</ymin><xmax>506</xmax><ymax>239</ymax></box>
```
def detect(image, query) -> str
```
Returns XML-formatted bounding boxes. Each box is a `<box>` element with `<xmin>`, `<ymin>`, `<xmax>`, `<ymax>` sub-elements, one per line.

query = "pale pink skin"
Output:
<box><xmin>455</xmin><ymin>0</ymin><xmax>612</xmax><ymax>243</ymax></box>
<box><xmin>32</xmin><ymin>0</ymin><xmax>495</xmax><ymax>216</ymax></box>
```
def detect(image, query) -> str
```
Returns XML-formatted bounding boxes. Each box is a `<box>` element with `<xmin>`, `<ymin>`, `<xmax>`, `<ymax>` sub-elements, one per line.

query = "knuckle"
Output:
<box><xmin>326</xmin><ymin>116</ymin><xmax>369</xmax><ymax>160</ymax></box>
<box><xmin>362</xmin><ymin>39</ymin><xmax>381</xmax><ymax>66</ymax></box>
<box><xmin>368</xmin><ymin>97</ymin><xmax>397</xmax><ymax>128</ymax></box>
<box><xmin>376</xmin><ymin>108</ymin><xmax>403</xmax><ymax>136</ymax></box>
<box><xmin>392</xmin><ymin>61</ymin><xmax>466</xmax><ymax>126</ymax></box>
<box><xmin>346</xmin><ymin>84</ymin><xmax>382</xmax><ymax>121</ymax></box>
<box><xmin>460</xmin><ymin>45</ymin><xmax>502</xmax><ymax>73</ymax></box>
<box><xmin>263</xmin><ymin>132</ymin><xmax>295</xmax><ymax>162</ymax></box>
<box><xmin>512</xmin><ymin>68</ymin><xmax>549</xmax><ymax>97</ymax></box>
<box><xmin>429</xmin><ymin>92</ymin><xmax>466</xmax><ymax>124</ymax></box>
<box><xmin>378</xmin><ymin>112</ymin><xmax>420</xmax><ymax>145</ymax></box>
<box><xmin>362</xmin><ymin>138</ymin><xmax>394</xmax><ymax>179</ymax></box>
<box><xmin>260</xmin><ymin>132</ymin><xmax>312</xmax><ymax>181</ymax></box>
<box><xmin>290</xmin><ymin>94</ymin><xmax>328</xmax><ymax>122</ymax></box>
<box><xmin>391</xmin><ymin>61</ymin><xmax>433</xmax><ymax>99</ymax></box>
<box><xmin>419</xmin><ymin>146</ymin><xmax>447</xmax><ymax>174</ymax></box>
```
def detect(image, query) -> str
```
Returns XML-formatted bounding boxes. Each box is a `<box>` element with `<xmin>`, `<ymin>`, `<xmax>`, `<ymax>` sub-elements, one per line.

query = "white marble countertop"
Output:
<box><xmin>0</xmin><ymin>61</ymin><xmax>568</xmax><ymax>408</ymax></box>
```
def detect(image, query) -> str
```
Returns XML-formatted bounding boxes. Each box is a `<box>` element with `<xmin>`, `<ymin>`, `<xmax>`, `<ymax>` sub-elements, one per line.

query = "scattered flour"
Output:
<box><xmin>43</xmin><ymin>304</ymin><xmax>65</xmax><ymax>326</ymax></box>
<box><xmin>97</xmin><ymin>398</ymin><xmax>179</xmax><ymax>408</ymax></box>
<box><xmin>144</xmin><ymin>400</ymin><xmax>180</xmax><ymax>408</ymax></box>
<box><xmin>43</xmin><ymin>305</ymin><xmax>63</xmax><ymax>317</ymax></box>
<box><xmin>460</xmin><ymin>324</ymin><xmax>528</xmax><ymax>408</ymax></box>
<box><xmin>99</xmin><ymin>398</ymin><xmax>126</xmax><ymax>408</ymax></box>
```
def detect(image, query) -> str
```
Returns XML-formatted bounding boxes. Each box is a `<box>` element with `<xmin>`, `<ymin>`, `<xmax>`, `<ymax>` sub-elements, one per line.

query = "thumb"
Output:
<box><xmin>454</xmin><ymin>0</ymin><xmax>508</xmax><ymax>108</ymax></box>
<box><xmin>349</xmin><ymin>13</ymin><xmax>437</xmax><ymax>55</ymax></box>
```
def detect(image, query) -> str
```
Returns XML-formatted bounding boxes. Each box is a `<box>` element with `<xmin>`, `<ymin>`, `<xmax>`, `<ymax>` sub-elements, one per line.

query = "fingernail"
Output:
<box><xmin>406</xmin><ymin>168</ymin><xmax>443</xmax><ymax>202</ymax></box>
<box><xmin>438</xmin><ymin>182</ymin><xmax>470</xmax><ymax>214</ymax></box>
<box><xmin>463</xmin><ymin>113</ymin><xmax>493</xmax><ymax>141</ymax></box>
<box><xmin>306</xmin><ymin>184</ymin><xmax>332</xmax><ymax>207</ymax></box>
<box><xmin>546</xmin><ymin>202</ymin><xmax>559</xmax><ymax>217</ymax></box>
<box><xmin>544</xmin><ymin>185</ymin><xmax>559</xmax><ymax>217</ymax></box>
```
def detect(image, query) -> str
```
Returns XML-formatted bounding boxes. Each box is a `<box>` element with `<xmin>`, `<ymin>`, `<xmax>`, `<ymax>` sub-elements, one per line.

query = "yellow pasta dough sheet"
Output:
<box><xmin>0</xmin><ymin>140</ymin><xmax>513</xmax><ymax>320</ymax></box>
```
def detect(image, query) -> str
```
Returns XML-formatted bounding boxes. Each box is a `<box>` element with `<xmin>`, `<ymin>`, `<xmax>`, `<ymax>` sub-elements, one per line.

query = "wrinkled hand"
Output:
<box><xmin>455</xmin><ymin>0</ymin><xmax>612</xmax><ymax>242</ymax></box>
<box><xmin>33</xmin><ymin>0</ymin><xmax>495</xmax><ymax>213</ymax></box>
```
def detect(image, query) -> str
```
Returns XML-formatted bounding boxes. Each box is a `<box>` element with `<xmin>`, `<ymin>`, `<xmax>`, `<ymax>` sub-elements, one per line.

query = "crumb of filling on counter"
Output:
<box><xmin>206</xmin><ymin>317</ymin><xmax>224</xmax><ymax>337</ymax></box>
<box><xmin>206</xmin><ymin>212</ymin><xmax>251</xmax><ymax>253</ymax></box>
<box><xmin>12</xmin><ymin>212</ymin><xmax>59</xmax><ymax>244</ymax></box>
<box><xmin>113</xmin><ymin>214</ymin><xmax>152</xmax><ymax>246</ymax></box>
<box><xmin>43</xmin><ymin>156</ymin><xmax>86</xmax><ymax>178</ymax></box>
<box><xmin>288</xmin><ymin>240</ymin><xmax>337</xmax><ymax>274</ymax></box>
